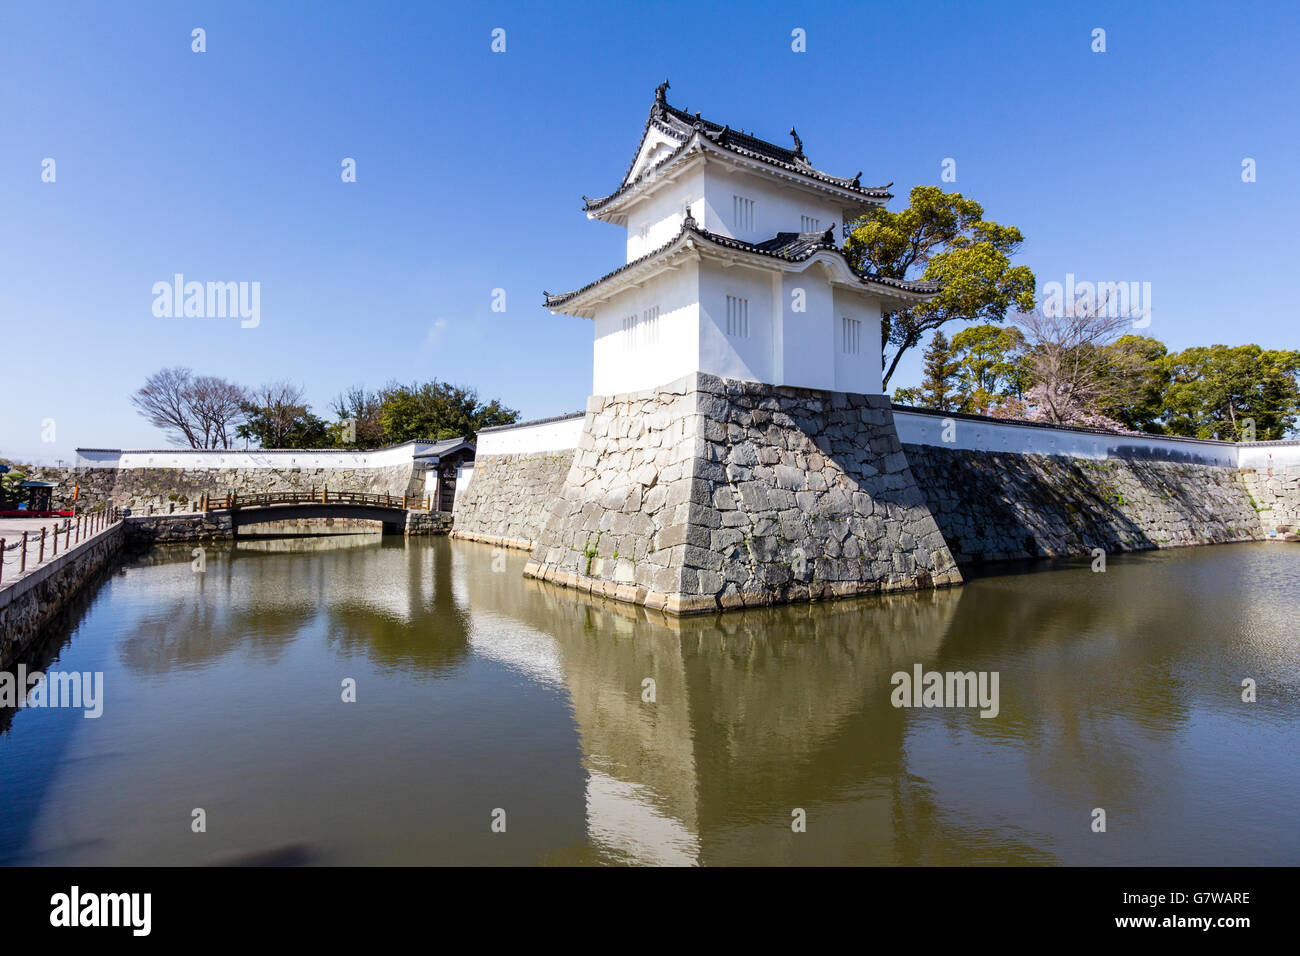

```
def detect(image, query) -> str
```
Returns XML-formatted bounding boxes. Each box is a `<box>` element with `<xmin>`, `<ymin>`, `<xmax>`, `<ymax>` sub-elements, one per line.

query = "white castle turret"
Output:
<box><xmin>530</xmin><ymin>85</ymin><xmax>960</xmax><ymax>614</ymax></box>
<box><xmin>546</xmin><ymin>80</ymin><xmax>939</xmax><ymax>398</ymax></box>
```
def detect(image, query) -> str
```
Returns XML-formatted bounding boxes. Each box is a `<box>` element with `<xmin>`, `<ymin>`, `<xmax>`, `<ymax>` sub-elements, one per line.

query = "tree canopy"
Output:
<box><xmin>892</xmin><ymin>318</ymin><xmax>1300</xmax><ymax>440</ymax></box>
<box><xmin>132</xmin><ymin>371</ymin><xmax>520</xmax><ymax>449</ymax></box>
<box><xmin>379</xmin><ymin>381</ymin><xmax>519</xmax><ymax>443</ymax></box>
<box><xmin>843</xmin><ymin>186</ymin><xmax>1036</xmax><ymax>389</ymax></box>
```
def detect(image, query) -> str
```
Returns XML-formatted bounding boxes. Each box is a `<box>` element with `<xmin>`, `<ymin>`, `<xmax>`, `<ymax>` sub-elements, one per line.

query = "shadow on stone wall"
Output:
<box><xmin>905</xmin><ymin>446</ymin><xmax>1263</xmax><ymax>564</ymax></box>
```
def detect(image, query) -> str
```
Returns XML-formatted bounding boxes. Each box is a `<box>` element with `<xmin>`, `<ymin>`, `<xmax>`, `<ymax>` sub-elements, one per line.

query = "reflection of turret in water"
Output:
<box><xmin>456</xmin><ymin>539</ymin><xmax>968</xmax><ymax>864</ymax></box>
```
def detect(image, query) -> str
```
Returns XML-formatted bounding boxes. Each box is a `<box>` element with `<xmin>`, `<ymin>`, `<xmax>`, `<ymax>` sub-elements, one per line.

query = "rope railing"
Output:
<box><xmin>0</xmin><ymin>506</ymin><xmax>123</xmax><ymax>586</ymax></box>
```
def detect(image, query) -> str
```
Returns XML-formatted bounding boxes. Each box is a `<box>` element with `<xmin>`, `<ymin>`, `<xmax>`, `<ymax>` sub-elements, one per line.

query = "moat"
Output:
<box><xmin>2</xmin><ymin>536</ymin><xmax>1297</xmax><ymax>866</ymax></box>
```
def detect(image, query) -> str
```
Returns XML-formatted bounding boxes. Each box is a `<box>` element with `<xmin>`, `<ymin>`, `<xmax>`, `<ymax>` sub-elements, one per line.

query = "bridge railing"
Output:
<box><xmin>200</xmin><ymin>488</ymin><xmax>431</xmax><ymax>512</ymax></box>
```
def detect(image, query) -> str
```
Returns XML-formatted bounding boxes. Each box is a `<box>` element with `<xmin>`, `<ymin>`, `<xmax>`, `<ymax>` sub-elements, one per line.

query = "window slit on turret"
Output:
<box><xmin>841</xmin><ymin>316</ymin><xmax>862</xmax><ymax>354</ymax></box>
<box><xmin>732</xmin><ymin>195</ymin><xmax>755</xmax><ymax>233</ymax></box>
<box><xmin>726</xmin><ymin>296</ymin><xmax>750</xmax><ymax>338</ymax></box>
<box><xmin>641</xmin><ymin>306</ymin><xmax>659</xmax><ymax>345</ymax></box>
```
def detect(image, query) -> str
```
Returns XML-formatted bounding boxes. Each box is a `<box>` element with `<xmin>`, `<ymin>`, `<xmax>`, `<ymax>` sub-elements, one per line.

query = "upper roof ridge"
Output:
<box><xmin>585</xmin><ymin>84</ymin><xmax>893</xmax><ymax>214</ymax></box>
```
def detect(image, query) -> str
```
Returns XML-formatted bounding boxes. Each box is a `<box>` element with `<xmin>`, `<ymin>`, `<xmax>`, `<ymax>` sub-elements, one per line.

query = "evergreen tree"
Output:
<box><xmin>895</xmin><ymin>331</ymin><xmax>960</xmax><ymax>411</ymax></box>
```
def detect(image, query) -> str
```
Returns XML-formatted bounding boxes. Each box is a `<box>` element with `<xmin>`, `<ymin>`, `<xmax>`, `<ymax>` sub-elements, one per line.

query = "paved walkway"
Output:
<box><xmin>0</xmin><ymin>515</ymin><xmax>109</xmax><ymax>588</ymax></box>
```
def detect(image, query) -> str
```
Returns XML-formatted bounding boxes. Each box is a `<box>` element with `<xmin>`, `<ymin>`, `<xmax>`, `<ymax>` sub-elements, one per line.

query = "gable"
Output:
<box><xmin>625</xmin><ymin>127</ymin><xmax>685</xmax><ymax>186</ymax></box>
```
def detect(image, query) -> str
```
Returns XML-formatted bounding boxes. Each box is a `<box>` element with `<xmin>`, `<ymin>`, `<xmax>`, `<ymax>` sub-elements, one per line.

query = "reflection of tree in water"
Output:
<box><xmin>324</xmin><ymin>537</ymin><xmax>471</xmax><ymax>674</ymax></box>
<box><xmin>118</xmin><ymin>538</ymin><xmax>472</xmax><ymax>675</ymax></box>
<box><xmin>118</xmin><ymin>544</ymin><xmax>322</xmax><ymax>674</ymax></box>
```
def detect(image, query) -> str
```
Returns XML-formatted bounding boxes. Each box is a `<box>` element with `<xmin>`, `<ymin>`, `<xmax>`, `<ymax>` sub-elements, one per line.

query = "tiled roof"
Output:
<box><xmin>582</xmin><ymin>82</ymin><xmax>892</xmax><ymax>213</ymax></box>
<box><xmin>478</xmin><ymin>411</ymin><xmax>586</xmax><ymax>433</ymax></box>
<box><xmin>543</xmin><ymin>216</ymin><xmax>939</xmax><ymax>310</ymax></box>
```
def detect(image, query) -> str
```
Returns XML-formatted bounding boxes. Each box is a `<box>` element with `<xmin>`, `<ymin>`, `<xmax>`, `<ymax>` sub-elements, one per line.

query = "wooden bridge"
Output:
<box><xmin>200</xmin><ymin>489</ymin><xmax>434</xmax><ymax>535</ymax></box>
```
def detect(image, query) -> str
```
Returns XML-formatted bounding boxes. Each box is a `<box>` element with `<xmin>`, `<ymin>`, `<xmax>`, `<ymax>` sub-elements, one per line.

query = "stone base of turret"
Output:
<box><xmin>522</xmin><ymin>373</ymin><xmax>961</xmax><ymax>614</ymax></box>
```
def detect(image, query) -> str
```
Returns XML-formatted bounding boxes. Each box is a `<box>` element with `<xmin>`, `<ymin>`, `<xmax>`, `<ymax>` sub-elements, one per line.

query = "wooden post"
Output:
<box><xmin>21</xmin><ymin>531</ymin><xmax>28</xmax><ymax>572</ymax></box>
<box><xmin>0</xmin><ymin>538</ymin><xmax>5</xmax><ymax>584</ymax></box>
<box><xmin>49</xmin><ymin>526</ymin><xmax>56</xmax><ymax>557</ymax></box>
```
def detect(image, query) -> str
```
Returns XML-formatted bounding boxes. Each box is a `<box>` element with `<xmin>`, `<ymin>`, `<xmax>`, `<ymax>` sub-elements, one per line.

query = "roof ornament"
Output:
<box><xmin>789</xmin><ymin>127</ymin><xmax>804</xmax><ymax>158</ymax></box>
<box><xmin>851</xmin><ymin>171</ymin><xmax>862</xmax><ymax>188</ymax></box>
<box><xmin>821</xmin><ymin>225</ymin><xmax>835</xmax><ymax>245</ymax></box>
<box><xmin>683</xmin><ymin>207</ymin><xmax>698</xmax><ymax>231</ymax></box>
<box><xmin>652</xmin><ymin>79</ymin><xmax>670</xmax><ymax>118</ymax></box>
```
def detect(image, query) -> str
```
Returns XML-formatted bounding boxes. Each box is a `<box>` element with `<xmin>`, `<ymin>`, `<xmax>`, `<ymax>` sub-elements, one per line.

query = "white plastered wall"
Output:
<box><xmin>592</xmin><ymin>260</ymin><xmax>701</xmax><ymax>396</ymax></box>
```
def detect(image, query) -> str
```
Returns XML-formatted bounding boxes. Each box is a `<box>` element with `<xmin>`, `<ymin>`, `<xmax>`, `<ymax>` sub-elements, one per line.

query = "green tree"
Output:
<box><xmin>330</xmin><ymin>384</ymin><xmax>393</xmax><ymax>448</ymax></box>
<box><xmin>236</xmin><ymin>382</ymin><xmax>331</xmax><ymax>448</ymax></box>
<box><xmin>949</xmin><ymin>323</ymin><xmax>1028</xmax><ymax>413</ymax></box>
<box><xmin>843</xmin><ymin>186</ymin><xmax>1036</xmax><ymax>389</ymax></box>
<box><xmin>379</xmin><ymin>381</ymin><xmax>519</xmax><ymax>442</ymax></box>
<box><xmin>1095</xmin><ymin>335</ymin><xmax>1170</xmax><ymax>432</ymax></box>
<box><xmin>0</xmin><ymin>464</ymin><xmax>30</xmax><ymax>507</ymax></box>
<box><xmin>894</xmin><ymin>331</ymin><xmax>960</xmax><ymax>410</ymax></box>
<box><xmin>1161</xmin><ymin>344</ymin><xmax>1300</xmax><ymax>440</ymax></box>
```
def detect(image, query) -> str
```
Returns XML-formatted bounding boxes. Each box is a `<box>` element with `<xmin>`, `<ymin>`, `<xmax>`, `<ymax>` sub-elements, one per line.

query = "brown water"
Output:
<box><xmin>2</xmin><ymin>536</ymin><xmax>1297</xmax><ymax>866</ymax></box>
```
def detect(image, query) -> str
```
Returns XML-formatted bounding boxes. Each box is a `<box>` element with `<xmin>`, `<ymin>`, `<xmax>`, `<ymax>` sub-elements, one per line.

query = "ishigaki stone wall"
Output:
<box><xmin>1239</xmin><ymin>465</ymin><xmax>1300</xmax><ymax>536</ymax></box>
<box><xmin>447</xmin><ymin>384</ymin><xmax>1299</xmax><ymax>614</ymax></box>
<box><xmin>523</xmin><ymin>373</ymin><xmax>960</xmax><ymax>614</ymax></box>
<box><xmin>451</xmin><ymin>452</ymin><xmax>575</xmax><ymax>550</ymax></box>
<box><xmin>0</xmin><ymin>522</ymin><xmax>125</xmax><ymax>667</ymax></box>
<box><xmin>903</xmin><ymin>445</ymin><xmax>1264</xmax><ymax>563</ymax></box>
<box><xmin>450</xmin><ymin>414</ymin><xmax>584</xmax><ymax>550</ymax></box>
<box><xmin>48</xmin><ymin>444</ymin><xmax>435</xmax><ymax>514</ymax></box>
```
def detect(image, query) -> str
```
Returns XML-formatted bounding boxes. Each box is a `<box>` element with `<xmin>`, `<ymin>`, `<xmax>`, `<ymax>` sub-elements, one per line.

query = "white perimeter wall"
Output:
<box><xmin>75</xmin><ymin>442</ymin><xmax>431</xmax><ymax>470</ymax></box>
<box><xmin>893</xmin><ymin>409</ymin><xmax>1240</xmax><ymax>465</ymax></box>
<box><xmin>457</xmin><ymin>414</ymin><xmax>585</xmax><ymax>501</ymax></box>
<box><xmin>475</xmin><ymin>415</ymin><xmax>585</xmax><ymax>455</ymax></box>
<box><xmin>1237</xmin><ymin>442</ymin><xmax>1300</xmax><ymax>469</ymax></box>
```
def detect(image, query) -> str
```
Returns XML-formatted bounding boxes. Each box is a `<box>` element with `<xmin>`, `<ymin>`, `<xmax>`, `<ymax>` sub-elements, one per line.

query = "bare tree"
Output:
<box><xmin>245</xmin><ymin>381</ymin><xmax>309</xmax><ymax>448</ymax></box>
<box><xmin>131</xmin><ymin>367</ymin><xmax>249</xmax><ymax>448</ymax></box>
<box><xmin>1015</xmin><ymin>295</ymin><xmax>1138</xmax><ymax>430</ymax></box>
<box><xmin>131</xmin><ymin>367</ymin><xmax>199</xmax><ymax>447</ymax></box>
<box><xmin>190</xmin><ymin>376</ymin><xmax>250</xmax><ymax>448</ymax></box>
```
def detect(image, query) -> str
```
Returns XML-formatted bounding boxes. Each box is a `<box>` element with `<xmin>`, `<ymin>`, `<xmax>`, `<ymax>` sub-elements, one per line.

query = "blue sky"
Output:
<box><xmin>3</xmin><ymin>0</ymin><xmax>1297</xmax><ymax>463</ymax></box>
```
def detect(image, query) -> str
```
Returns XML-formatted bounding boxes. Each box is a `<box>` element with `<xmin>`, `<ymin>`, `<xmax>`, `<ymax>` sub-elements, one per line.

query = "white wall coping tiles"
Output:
<box><xmin>475</xmin><ymin>415</ymin><xmax>586</xmax><ymax>456</ymax></box>
<box><xmin>74</xmin><ymin>441</ymin><xmax>433</xmax><ymax>471</ymax></box>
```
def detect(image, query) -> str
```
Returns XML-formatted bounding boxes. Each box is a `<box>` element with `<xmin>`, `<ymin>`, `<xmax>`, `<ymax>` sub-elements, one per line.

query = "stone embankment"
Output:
<box><xmin>903</xmin><ymin>445</ymin><xmax>1263</xmax><ymax>562</ymax></box>
<box><xmin>451</xmin><ymin>452</ymin><xmax>573</xmax><ymax>550</ymax></box>
<box><xmin>1239</xmin><ymin>465</ymin><xmax>1300</xmax><ymax>537</ymax></box>
<box><xmin>523</xmin><ymin>373</ymin><xmax>959</xmax><ymax>613</ymax></box>
<box><xmin>1</xmin><ymin>519</ymin><xmax>125</xmax><ymax>667</ymax></box>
